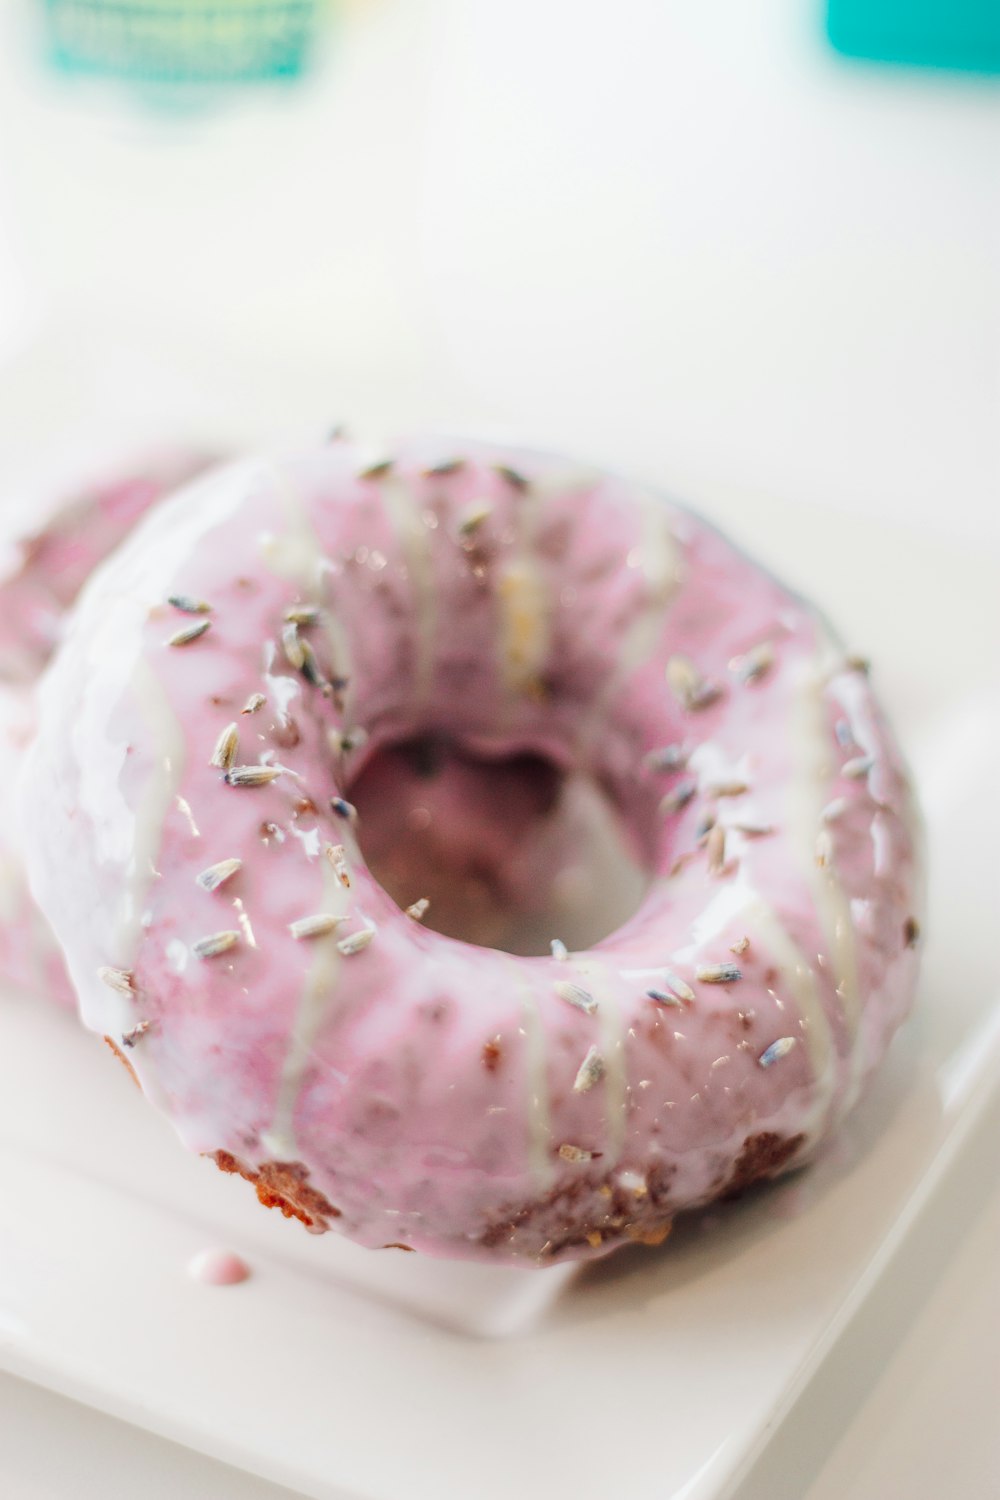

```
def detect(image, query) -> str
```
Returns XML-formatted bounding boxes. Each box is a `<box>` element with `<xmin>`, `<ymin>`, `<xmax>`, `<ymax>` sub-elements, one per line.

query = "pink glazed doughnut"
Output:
<box><xmin>22</xmin><ymin>440</ymin><xmax>923</xmax><ymax>1263</ymax></box>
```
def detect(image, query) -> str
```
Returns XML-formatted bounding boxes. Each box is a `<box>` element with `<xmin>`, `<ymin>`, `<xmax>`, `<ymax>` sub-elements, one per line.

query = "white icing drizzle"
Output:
<box><xmin>261</xmin><ymin>849</ymin><xmax>353</xmax><ymax>1159</ymax></box>
<box><xmin>789</xmin><ymin>642</ymin><xmax>865</xmax><ymax>1110</ymax></box>
<box><xmin>531</xmin><ymin>463</ymin><xmax>603</xmax><ymax>498</ymax></box>
<box><xmin>670</xmin><ymin>880</ymin><xmax>838</xmax><ymax>1140</ymax></box>
<box><xmin>118</xmin><ymin>658</ymin><xmax>187</xmax><ymax>960</ymax></box>
<box><xmin>577</xmin><ymin>487</ymin><xmax>680</xmax><ymax>751</ymax></box>
<box><xmin>496</xmin><ymin>481</ymin><xmax>552</xmax><ymax>698</ymax></box>
<box><xmin>569</xmin><ymin>958</ymin><xmax>628</xmax><ymax>1161</ymax></box>
<box><xmin>617</xmin><ymin>487</ymin><xmax>682</xmax><ymax>676</ymax></box>
<box><xmin>741</xmin><ymin>896</ymin><xmax>837</xmax><ymax>1139</ymax></box>
<box><xmin>70</xmin><ymin>652</ymin><xmax>185</xmax><ymax>1041</ymax></box>
<box><xmin>254</xmin><ymin>463</ymin><xmax>375</xmax><ymax>1154</ymax></box>
<box><xmin>505</xmin><ymin>962</ymin><xmax>555</xmax><ymax>1188</ymax></box>
<box><xmin>377</xmin><ymin>474</ymin><xmax>437</xmax><ymax>703</ymax></box>
<box><xmin>260</xmin><ymin>464</ymin><xmax>355</xmax><ymax>725</ymax></box>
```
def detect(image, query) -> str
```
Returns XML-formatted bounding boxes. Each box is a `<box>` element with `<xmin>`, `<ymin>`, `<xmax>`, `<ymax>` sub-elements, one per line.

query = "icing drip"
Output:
<box><xmin>497</xmin><ymin>561</ymin><xmax>551</xmax><ymax>696</ymax></box>
<box><xmin>741</xmin><ymin>897</ymin><xmax>837</xmax><ymax>1139</ymax></box>
<box><xmin>506</xmin><ymin>962</ymin><xmax>555</xmax><ymax>1188</ymax></box>
<box><xmin>496</xmin><ymin>482</ymin><xmax>553</xmax><ymax>698</ymax></box>
<box><xmin>261</xmin><ymin>464</ymin><xmax>355</xmax><ymax>725</ymax></box>
<box><xmin>578</xmin><ymin>487</ymin><xmax>680</xmax><ymax>750</ymax></box>
<box><xmin>261</xmin><ymin>846</ymin><xmax>352</xmax><ymax>1159</ymax></box>
<box><xmin>570</xmin><ymin>958</ymin><xmax>628</xmax><ymax>1161</ymax></box>
<box><xmin>790</xmin><ymin>640</ymin><xmax>864</xmax><ymax>1111</ymax></box>
<box><xmin>257</xmin><ymin>461</ymin><xmax>363</xmax><ymax>1157</ymax></box>
<box><xmin>119</xmin><ymin>658</ymin><xmax>187</xmax><ymax>960</ymax></box>
<box><xmin>377</xmin><ymin>474</ymin><xmax>437</xmax><ymax>703</ymax></box>
<box><xmin>616</xmin><ymin>487</ymin><xmax>682</xmax><ymax>678</ymax></box>
<box><xmin>670</xmin><ymin>871</ymin><xmax>837</xmax><ymax>1142</ymax></box>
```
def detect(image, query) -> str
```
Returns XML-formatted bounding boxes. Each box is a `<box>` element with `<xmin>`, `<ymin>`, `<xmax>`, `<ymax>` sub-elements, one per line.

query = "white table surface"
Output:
<box><xmin>0</xmin><ymin>1</ymin><xmax>997</xmax><ymax>1496</ymax></box>
<box><xmin>2</xmin><ymin>1168</ymin><xmax>996</xmax><ymax>1500</ymax></box>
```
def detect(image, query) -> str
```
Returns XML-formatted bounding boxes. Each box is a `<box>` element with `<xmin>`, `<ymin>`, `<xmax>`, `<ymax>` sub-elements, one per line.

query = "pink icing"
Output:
<box><xmin>20</xmin><ymin>440</ymin><xmax>922</xmax><ymax>1263</ymax></box>
<box><xmin>187</xmin><ymin>1247</ymin><xmax>252</xmax><ymax>1286</ymax></box>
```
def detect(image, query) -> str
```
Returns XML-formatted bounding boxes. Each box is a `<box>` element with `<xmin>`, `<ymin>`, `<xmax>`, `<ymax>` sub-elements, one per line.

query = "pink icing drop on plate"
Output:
<box><xmin>187</xmin><ymin>1247</ymin><xmax>252</xmax><ymax>1286</ymax></box>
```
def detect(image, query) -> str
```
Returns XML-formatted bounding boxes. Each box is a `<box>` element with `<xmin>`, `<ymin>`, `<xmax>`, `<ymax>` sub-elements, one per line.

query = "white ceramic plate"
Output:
<box><xmin>0</xmin><ymin>340</ymin><xmax>997</xmax><ymax>1500</ymax></box>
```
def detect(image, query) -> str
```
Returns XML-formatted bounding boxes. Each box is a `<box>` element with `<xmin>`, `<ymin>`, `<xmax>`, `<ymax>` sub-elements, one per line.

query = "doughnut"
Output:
<box><xmin>0</xmin><ymin>448</ymin><xmax>213</xmax><ymax>1003</ymax></box>
<box><xmin>21</xmin><ymin>440</ymin><xmax>923</xmax><ymax>1263</ymax></box>
<box><xmin>0</xmin><ymin>447</ymin><xmax>214</xmax><ymax>683</ymax></box>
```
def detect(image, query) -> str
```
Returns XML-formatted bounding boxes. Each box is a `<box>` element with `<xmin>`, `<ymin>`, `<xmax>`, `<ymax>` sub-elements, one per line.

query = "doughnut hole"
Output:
<box><xmin>347</xmin><ymin>734</ymin><xmax>652</xmax><ymax>956</ymax></box>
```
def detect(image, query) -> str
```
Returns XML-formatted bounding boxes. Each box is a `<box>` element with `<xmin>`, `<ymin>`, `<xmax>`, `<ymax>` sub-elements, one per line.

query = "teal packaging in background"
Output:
<box><xmin>45</xmin><ymin>0</ymin><xmax>319</xmax><ymax>85</ymax></box>
<box><xmin>828</xmin><ymin>0</ymin><xmax>1000</xmax><ymax>73</ymax></box>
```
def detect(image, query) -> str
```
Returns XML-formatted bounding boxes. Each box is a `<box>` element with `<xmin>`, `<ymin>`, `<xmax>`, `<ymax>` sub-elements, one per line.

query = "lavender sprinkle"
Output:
<box><xmin>695</xmin><ymin>812</ymin><xmax>717</xmax><ymax>843</ymax></box>
<box><xmin>696</xmin><ymin>962</ymin><xmax>743</xmax><ymax>985</ymax></box>
<box><xmin>359</xmin><ymin>459</ymin><xmax>393</xmax><ymax>480</ymax></box>
<box><xmin>167</xmin><ymin>594</ymin><xmax>211</xmax><ymax>615</ymax></box>
<box><xmin>282</xmin><ymin>621</ymin><xmax>305</xmax><ymax>671</ymax></box>
<box><xmin>759</xmin><ymin>1036</ymin><xmax>797</xmax><ymax>1068</ymax></box>
<box><xmin>458</xmin><ymin>504</ymin><xmax>493</xmax><ymax>539</ymax></box>
<box><xmin>644</xmin><ymin>744</ymin><xmax>688</xmax><ymax>774</ymax></box>
<box><xmin>554</xmin><ymin>980</ymin><xmax>598</xmax><ymax>1014</ymax></box>
<box><xmin>424</xmin><ymin>458</ymin><xmax>466</xmax><ymax>477</ymax></box>
<box><xmin>690</xmin><ymin>680</ymin><xmax>723</xmax><ymax>710</ymax></box>
<box><xmin>706</xmin><ymin>824</ymin><xmax>727</xmax><ymax>874</ymax></box>
<box><xmin>196</xmin><ymin>858</ymin><xmax>242</xmax><ymax>892</ymax></box>
<box><xmin>730</xmin><ymin>641</ymin><xmax>774</xmax><ymax>684</ymax></box>
<box><xmin>573</xmin><ymin>1046</ymin><xmax>606</xmax><ymax>1093</ymax></box>
<box><xmin>299</xmin><ymin>638</ymin><xmax>329</xmax><ymax>691</ymax></box>
<box><xmin>647</xmin><ymin>988</ymin><xmax>683</xmax><ymax>1008</ymax></box>
<box><xmin>225</xmin><ymin>765</ymin><xmax>282</xmax><ymax>788</ymax></box>
<box><xmin>492</xmin><ymin>463</ymin><xmax>529</xmax><ymax>489</ymax></box>
<box><xmin>667</xmin><ymin>654</ymin><xmax>721</xmax><ymax>711</ymax></box>
<box><xmin>289</xmin><ymin>913</ymin><xmax>344</xmax><ymax>940</ymax></box>
<box><xmin>331</xmin><ymin>727</ymin><xmax>369</xmax><ymax>756</ymax></box>
<box><xmin>660</xmin><ymin>779</ymin><xmax>697</xmax><ymax>815</ymax></box>
<box><xmin>661</xmin><ymin>970</ymin><xmax>695</xmax><ymax>1002</ymax></box>
<box><xmin>707</xmin><ymin>779</ymin><xmax>749</xmax><ymax>798</ymax></box>
<box><xmin>166</xmin><ymin>619</ymin><xmax>211</xmax><ymax>648</ymax></box>
<box><xmin>325</xmin><ymin>844</ymin><xmax>351</xmax><ymax>888</ymax></box>
<box><xmin>121</xmin><ymin>1021</ymin><xmax>150</xmax><ymax>1048</ymax></box>
<box><xmin>192</xmin><ymin>930</ymin><xmax>240</xmax><ymax>959</ymax></box>
<box><xmin>666</xmin><ymin>654</ymin><xmax>699</xmax><ymax>704</ymax></box>
<box><xmin>98</xmin><ymin>965</ymin><xmax>134</xmax><ymax>995</ymax></box>
<box><xmin>337</xmin><ymin>925</ymin><xmax>375</xmax><ymax>956</ymax></box>
<box><xmin>330</xmin><ymin>796</ymin><xmax>357</xmax><ymax>821</ymax></box>
<box><xmin>209</xmin><ymin>722</ymin><xmax>239</xmax><ymax>771</ymax></box>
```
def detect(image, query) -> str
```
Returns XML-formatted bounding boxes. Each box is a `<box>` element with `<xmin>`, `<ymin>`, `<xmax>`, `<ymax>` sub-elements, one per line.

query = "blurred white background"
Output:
<box><xmin>0</xmin><ymin>0</ymin><xmax>996</xmax><ymax>545</ymax></box>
